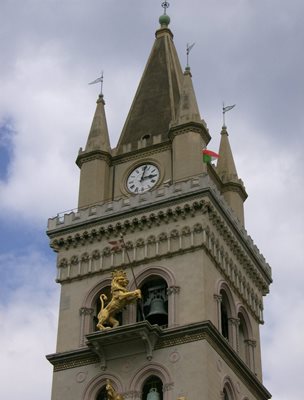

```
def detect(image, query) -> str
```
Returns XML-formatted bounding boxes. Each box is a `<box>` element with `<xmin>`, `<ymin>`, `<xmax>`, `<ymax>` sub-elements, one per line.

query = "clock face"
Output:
<box><xmin>127</xmin><ymin>164</ymin><xmax>160</xmax><ymax>194</ymax></box>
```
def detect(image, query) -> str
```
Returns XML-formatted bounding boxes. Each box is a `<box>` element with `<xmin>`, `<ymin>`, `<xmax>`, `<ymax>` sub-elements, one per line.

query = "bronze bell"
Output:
<box><xmin>146</xmin><ymin>297</ymin><xmax>168</xmax><ymax>326</ymax></box>
<box><xmin>147</xmin><ymin>388</ymin><xmax>160</xmax><ymax>400</ymax></box>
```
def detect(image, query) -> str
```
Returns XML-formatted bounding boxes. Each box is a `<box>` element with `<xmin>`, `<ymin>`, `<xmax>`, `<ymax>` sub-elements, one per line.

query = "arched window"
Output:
<box><xmin>223</xmin><ymin>387</ymin><xmax>230</xmax><ymax>400</ymax></box>
<box><xmin>138</xmin><ymin>276</ymin><xmax>168</xmax><ymax>327</ymax></box>
<box><xmin>96</xmin><ymin>385</ymin><xmax>107</xmax><ymax>400</ymax></box>
<box><xmin>238</xmin><ymin>312</ymin><xmax>249</xmax><ymax>363</ymax></box>
<box><xmin>220</xmin><ymin>290</ymin><xmax>231</xmax><ymax>340</ymax></box>
<box><xmin>221</xmin><ymin>379</ymin><xmax>236</xmax><ymax>400</ymax></box>
<box><xmin>142</xmin><ymin>376</ymin><xmax>163</xmax><ymax>400</ymax></box>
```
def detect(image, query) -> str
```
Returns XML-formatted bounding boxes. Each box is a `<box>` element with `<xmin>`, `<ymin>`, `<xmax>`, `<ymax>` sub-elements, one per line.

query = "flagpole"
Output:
<box><xmin>119</xmin><ymin>233</ymin><xmax>138</xmax><ymax>289</ymax></box>
<box><xmin>119</xmin><ymin>233</ymin><xmax>146</xmax><ymax>320</ymax></box>
<box><xmin>222</xmin><ymin>101</ymin><xmax>226</xmax><ymax>127</ymax></box>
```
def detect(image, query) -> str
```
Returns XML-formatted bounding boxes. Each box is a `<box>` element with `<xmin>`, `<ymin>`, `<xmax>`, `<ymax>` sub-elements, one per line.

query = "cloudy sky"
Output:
<box><xmin>0</xmin><ymin>0</ymin><xmax>303</xmax><ymax>399</ymax></box>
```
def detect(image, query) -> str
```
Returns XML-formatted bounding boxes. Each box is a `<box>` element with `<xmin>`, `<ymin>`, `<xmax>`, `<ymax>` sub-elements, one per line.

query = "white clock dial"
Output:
<box><xmin>127</xmin><ymin>164</ymin><xmax>160</xmax><ymax>194</ymax></box>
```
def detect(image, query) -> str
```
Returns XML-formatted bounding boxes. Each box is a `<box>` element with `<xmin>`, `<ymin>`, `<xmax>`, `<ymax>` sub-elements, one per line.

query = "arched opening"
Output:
<box><xmin>142</xmin><ymin>375</ymin><xmax>163</xmax><ymax>400</ymax></box>
<box><xmin>138</xmin><ymin>276</ymin><xmax>168</xmax><ymax>327</ymax></box>
<box><xmin>220</xmin><ymin>290</ymin><xmax>231</xmax><ymax>341</ymax></box>
<box><xmin>223</xmin><ymin>387</ymin><xmax>230</xmax><ymax>400</ymax></box>
<box><xmin>93</xmin><ymin>285</ymin><xmax>123</xmax><ymax>331</ymax></box>
<box><xmin>238</xmin><ymin>313</ymin><xmax>248</xmax><ymax>363</ymax></box>
<box><xmin>96</xmin><ymin>385</ymin><xmax>107</xmax><ymax>400</ymax></box>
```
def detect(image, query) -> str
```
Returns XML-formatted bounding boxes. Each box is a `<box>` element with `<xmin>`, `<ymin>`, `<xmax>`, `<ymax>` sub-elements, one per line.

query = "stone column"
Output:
<box><xmin>228</xmin><ymin>317</ymin><xmax>239</xmax><ymax>351</ymax></box>
<box><xmin>213</xmin><ymin>294</ymin><xmax>222</xmax><ymax>331</ymax></box>
<box><xmin>167</xmin><ymin>286</ymin><xmax>180</xmax><ymax>327</ymax></box>
<box><xmin>79</xmin><ymin>307</ymin><xmax>94</xmax><ymax>346</ymax></box>
<box><xmin>246</xmin><ymin>339</ymin><xmax>257</xmax><ymax>372</ymax></box>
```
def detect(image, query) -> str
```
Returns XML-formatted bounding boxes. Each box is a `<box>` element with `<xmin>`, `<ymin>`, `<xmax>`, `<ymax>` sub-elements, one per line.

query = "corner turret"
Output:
<box><xmin>76</xmin><ymin>95</ymin><xmax>112</xmax><ymax>208</ymax></box>
<box><xmin>217</xmin><ymin>125</ymin><xmax>247</xmax><ymax>224</ymax></box>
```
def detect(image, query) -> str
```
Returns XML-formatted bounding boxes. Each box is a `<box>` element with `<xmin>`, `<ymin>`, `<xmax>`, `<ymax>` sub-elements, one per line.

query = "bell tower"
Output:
<box><xmin>47</xmin><ymin>5</ymin><xmax>272</xmax><ymax>400</ymax></box>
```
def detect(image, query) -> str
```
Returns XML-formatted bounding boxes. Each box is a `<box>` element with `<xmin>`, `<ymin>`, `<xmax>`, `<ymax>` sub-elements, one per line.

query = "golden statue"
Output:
<box><xmin>97</xmin><ymin>269</ymin><xmax>141</xmax><ymax>330</ymax></box>
<box><xmin>106</xmin><ymin>379</ymin><xmax>124</xmax><ymax>400</ymax></box>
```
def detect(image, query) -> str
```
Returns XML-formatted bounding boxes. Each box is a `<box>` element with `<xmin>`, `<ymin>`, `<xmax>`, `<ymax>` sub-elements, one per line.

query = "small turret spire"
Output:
<box><xmin>175</xmin><ymin>67</ymin><xmax>201</xmax><ymax>124</ymax></box>
<box><xmin>217</xmin><ymin>125</ymin><xmax>247</xmax><ymax>225</ymax></box>
<box><xmin>85</xmin><ymin>94</ymin><xmax>111</xmax><ymax>153</ymax></box>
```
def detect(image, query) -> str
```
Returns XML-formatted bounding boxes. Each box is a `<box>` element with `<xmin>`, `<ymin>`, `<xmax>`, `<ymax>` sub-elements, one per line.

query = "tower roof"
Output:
<box><xmin>116</xmin><ymin>23</ymin><xmax>184</xmax><ymax>154</ymax></box>
<box><xmin>216</xmin><ymin>125</ymin><xmax>238</xmax><ymax>182</ymax></box>
<box><xmin>85</xmin><ymin>95</ymin><xmax>111</xmax><ymax>153</ymax></box>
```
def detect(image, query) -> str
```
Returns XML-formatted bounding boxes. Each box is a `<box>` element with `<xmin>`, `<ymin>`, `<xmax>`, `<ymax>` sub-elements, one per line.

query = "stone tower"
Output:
<box><xmin>47</xmin><ymin>8</ymin><xmax>272</xmax><ymax>400</ymax></box>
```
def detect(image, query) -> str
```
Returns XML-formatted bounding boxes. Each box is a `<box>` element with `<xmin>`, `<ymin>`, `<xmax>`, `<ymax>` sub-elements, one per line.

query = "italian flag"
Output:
<box><xmin>202</xmin><ymin>149</ymin><xmax>219</xmax><ymax>163</ymax></box>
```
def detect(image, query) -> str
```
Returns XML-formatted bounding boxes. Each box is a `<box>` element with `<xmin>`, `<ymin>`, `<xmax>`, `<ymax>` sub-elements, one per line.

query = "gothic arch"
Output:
<box><xmin>129</xmin><ymin>362</ymin><xmax>173</xmax><ymax>400</ymax></box>
<box><xmin>216</xmin><ymin>280</ymin><xmax>237</xmax><ymax>317</ymax></box>
<box><xmin>236</xmin><ymin>305</ymin><xmax>255</xmax><ymax>370</ymax></box>
<box><xmin>236</xmin><ymin>305</ymin><xmax>253</xmax><ymax>338</ymax></box>
<box><xmin>215</xmin><ymin>280</ymin><xmax>237</xmax><ymax>348</ymax></box>
<box><xmin>221</xmin><ymin>375</ymin><xmax>237</xmax><ymax>400</ymax></box>
<box><xmin>129</xmin><ymin>266</ymin><xmax>176</xmax><ymax>290</ymax></box>
<box><xmin>83</xmin><ymin>372</ymin><xmax>124</xmax><ymax>400</ymax></box>
<box><xmin>83</xmin><ymin>277</ymin><xmax>113</xmax><ymax>309</ymax></box>
<box><xmin>79</xmin><ymin>277</ymin><xmax>113</xmax><ymax>346</ymax></box>
<box><xmin>128</xmin><ymin>266</ymin><xmax>178</xmax><ymax>327</ymax></box>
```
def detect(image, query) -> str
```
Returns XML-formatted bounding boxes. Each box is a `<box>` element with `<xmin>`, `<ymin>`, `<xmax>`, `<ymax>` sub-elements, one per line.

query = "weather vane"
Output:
<box><xmin>222</xmin><ymin>102</ymin><xmax>236</xmax><ymax>127</ymax></box>
<box><xmin>186</xmin><ymin>42</ymin><xmax>195</xmax><ymax>69</ymax></box>
<box><xmin>162</xmin><ymin>1</ymin><xmax>170</xmax><ymax>14</ymax></box>
<box><xmin>88</xmin><ymin>71</ymin><xmax>104</xmax><ymax>96</ymax></box>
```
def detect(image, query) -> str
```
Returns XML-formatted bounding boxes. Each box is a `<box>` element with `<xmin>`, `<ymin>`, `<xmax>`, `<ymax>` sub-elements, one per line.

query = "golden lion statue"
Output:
<box><xmin>97</xmin><ymin>269</ymin><xmax>141</xmax><ymax>330</ymax></box>
<box><xmin>106</xmin><ymin>379</ymin><xmax>124</xmax><ymax>400</ymax></box>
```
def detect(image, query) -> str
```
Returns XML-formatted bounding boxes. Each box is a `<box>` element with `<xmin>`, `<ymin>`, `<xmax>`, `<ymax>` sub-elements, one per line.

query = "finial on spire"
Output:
<box><xmin>159</xmin><ymin>1</ymin><xmax>170</xmax><ymax>27</ymax></box>
<box><xmin>222</xmin><ymin>102</ymin><xmax>236</xmax><ymax>127</ymax></box>
<box><xmin>89</xmin><ymin>71</ymin><xmax>104</xmax><ymax>97</ymax></box>
<box><xmin>186</xmin><ymin>42</ymin><xmax>195</xmax><ymax>72</ymax></box>
<box><xmin>162</xmin><ymin>1</ymin><xmax>170</xmax><ymax>14</ymax></box>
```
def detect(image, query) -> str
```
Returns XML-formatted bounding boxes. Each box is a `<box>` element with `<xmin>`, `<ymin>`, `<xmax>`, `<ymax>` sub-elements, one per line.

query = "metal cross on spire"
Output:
<box><xmin>186</xmin><ymin>42</ymin><xmax>195</xmax><ymax>69</ymax></box>
<box><xmin>161</xmin><ymin>1</ymin><xmax>170</xmax><ymax>14</ymax></box>
<box><xmin>88</xmin><ymin>71</ymin><xmax>104</xmax><ymax>96</ymax></box>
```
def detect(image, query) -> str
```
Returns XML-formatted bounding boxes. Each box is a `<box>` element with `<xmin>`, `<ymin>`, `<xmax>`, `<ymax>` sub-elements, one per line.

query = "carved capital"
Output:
<box><xmin>245</xmin><ymin>339</ymin><xmax>257</xmax><ymax>348</ymax></box>
<box><xmin>79</xmin><ymin>307</ymin><xmax>94</xmax><ymax>316</ymax></box>
<box><xmin>228</xmin><ymin>317</ymin><xmax>240</xmax><ymax>327</ymax></box>
<box><xmin>167</xmin><ymin>286</ymin><xmax>180</xmax><ymax>295</ymax></box>
<box><xmin>213</xmin><ymin>294</ymin><xmax>222</xmax><ymax>303</ymax></box>
<box><xmin>163</xmin><ymin>382</ymin><xmax>174</xmax><ymax>392</ymax></box>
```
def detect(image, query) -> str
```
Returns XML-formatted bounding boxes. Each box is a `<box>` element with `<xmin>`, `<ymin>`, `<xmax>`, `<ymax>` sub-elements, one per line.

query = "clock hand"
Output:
<box><xmin>140</xmin><ymin>166</ymin><xmax>148</xmax><ymax>182</ymax></box>
<box><xmin>142</xmin><ymin>174</ymin><xmax>157</xmax><ymax>180</ymax></box>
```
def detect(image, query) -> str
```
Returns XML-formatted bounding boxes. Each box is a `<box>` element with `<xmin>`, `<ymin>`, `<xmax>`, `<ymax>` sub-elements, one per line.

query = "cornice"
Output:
<box><xmin>76</xmin><ymin>149</ymin><xmax>112</xmax><ymax>168</ymax></box>
<box><xmin>221</xmin><ymin>181</ymin><xmax>248</xmax><ymax>201</ymax></box>
<box><xmin>112</xmin><ymin>142</ymin><xmax>171</xmax><ymax>166</ymax></box>
<box><xmin>46</xmin><ymin>321</ymin><xmax>271</xmax><ymax>400</ymax></box>
<box><xmin>47</xmin><ymin>176</ymin><xmax>271</xmax><ymax>286</ymax></box>
<box><xmin>168</xmin><ymin>121</ymin><xmax>211</xmax><ymax>144</ymax></box>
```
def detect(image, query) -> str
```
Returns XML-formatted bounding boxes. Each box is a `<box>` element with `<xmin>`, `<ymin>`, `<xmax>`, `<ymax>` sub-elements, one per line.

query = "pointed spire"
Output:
<box><xmin>116</xmin><ymin>10</ymin><xmax>183</xmax><ymax>154</ymax></box>
<box><xmin>216</xmin><ymin>125</ymin><xmax>238</xmax><ymax>182</ymax></box>
<box><xmin>175</xmin><ymin>68</ymin><xmax>201</xmax><ymax>125</ymax></box>
<box><xmin>85</xmin><ymin>95</ymin><xmax>111</xmax><ymax>153</ymax></box>
<box><xmin>216</xmin><ymin>125</ymin><xmax>247</xmax><ymax>225</ymax></box>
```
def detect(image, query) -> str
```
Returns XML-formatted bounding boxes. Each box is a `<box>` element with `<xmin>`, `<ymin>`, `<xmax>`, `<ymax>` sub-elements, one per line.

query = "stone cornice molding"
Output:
<box><xmin>112</xmin><ymin>142</ymin><xmax>171</xmax><ymax>165</ymax></box>
<box><xmin>51</xmin><ymin>206</ymin><xmax>270</xmax><ymax>293</ymax></box>
<box><xmin>46</xmin><ymin>321</ymin><xmax>271</xmax><ymax>400</ymax></box>
<box><xmin>76</xmin><ymin>149</ymin><xmax>111</xmax><ymax>168</ymax></box>
<box><xmin>168</xmin><ymin>121</ymin><xmax>211</xmax><ymax>144</ymax></box>
<box><xmin>221</xmin><ymin>181</ymin><xmax>248</xmax><ymax>201</ymax></box>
